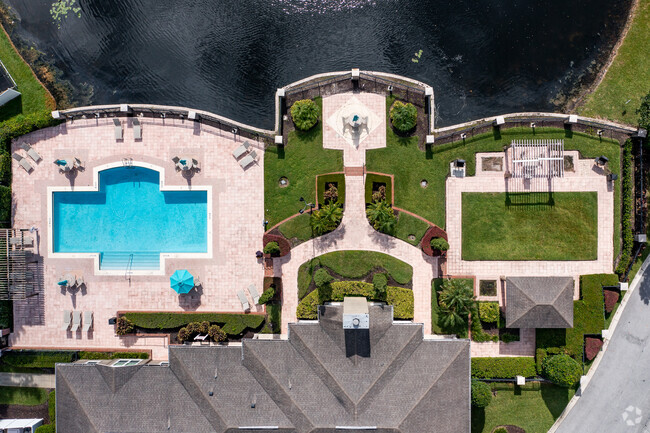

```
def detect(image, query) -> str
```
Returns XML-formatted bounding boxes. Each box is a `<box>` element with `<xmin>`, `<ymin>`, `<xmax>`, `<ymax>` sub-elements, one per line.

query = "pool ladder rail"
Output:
<box><xmin>122</xmin><ymin>157</ymin><xmax>134</xmax><ymax>168</ymax></box>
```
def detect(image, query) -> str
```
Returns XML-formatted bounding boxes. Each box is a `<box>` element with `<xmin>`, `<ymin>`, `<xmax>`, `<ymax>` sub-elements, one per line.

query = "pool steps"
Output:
<box><xmin>100</xmin><ymin>252</ymin><xmax>160</xmax><ymax>270</ymax></box>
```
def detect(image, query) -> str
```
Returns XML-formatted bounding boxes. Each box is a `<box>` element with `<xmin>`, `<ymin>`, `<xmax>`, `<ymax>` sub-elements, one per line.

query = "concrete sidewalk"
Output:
<box><xmin>0</xmin><ymin>372</ymin><xmax>55</xmax><ymax>388</ymax></box>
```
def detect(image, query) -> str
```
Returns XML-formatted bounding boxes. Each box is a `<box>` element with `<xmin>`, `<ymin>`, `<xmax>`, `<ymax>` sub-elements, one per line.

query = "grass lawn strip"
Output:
<box><xmin>277</xmin><ymin>212</ymin><xmax>312</xmax><ymax>243</ymax></box>
<box><xmin>264</xmin><ymin>97</ymin><xmax>343</xmax><ymax>226</ymax></box>
<box><xmin>394</xmin><ymin>211</ymin><xmax>430</xmax><ymax>246</ymax></box>
<box><xmin>315</xmin><ymin>250</ymin><xmax>413</xmax><ymax>284</ymax></box>
<box><xmin>471</xmin><ymin>382</ymin><xmax>575</xmax><ymax>433</ymax></box>
<box><xmin>0</xmin><ymin>386</ymin><xmax>49</xmax><ymax>406</ymax></box>
<box><xmin>462</xmin><ymin>192</ymin><xmax>598</xmax><ymax>261</ymax></box>
<box><xmin>579</xmin><ymin>0</ymin><xmax>650</xmax><ymax>124</ymax></box>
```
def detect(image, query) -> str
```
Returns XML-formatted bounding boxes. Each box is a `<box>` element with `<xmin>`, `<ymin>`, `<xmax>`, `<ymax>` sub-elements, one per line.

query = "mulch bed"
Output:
<box><xmin>0</xmin><ymin>401</ymin><xmax>50</xmax><ymax>422</ymax></box>
<box><xmin>585</xmin><ymin>336</ymin><xmax>604</xmax><ymax>361</ymax></box>
<box><xmin>604</xmin><ymin>289</ymin><xmax>620</xmax><ymax>314</ymax></box>
<box><xmin>494</xmin><ymin>425</ymin><xmax>526</xmax><ymax>433</ymax></box>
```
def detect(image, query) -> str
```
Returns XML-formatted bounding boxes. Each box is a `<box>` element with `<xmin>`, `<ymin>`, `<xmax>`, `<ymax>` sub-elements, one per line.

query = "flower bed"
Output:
<box><xmin>421</xmin><ymin>225</ymin><xmax>448</xmax><ymax>256</ymax></box>
<box><xmin>584</xmin><ymin>336</ymin><xmax>603</xmax><ymax>361</ymax></box>
<box><xmin>604</xmin><ymin>289</ymin><xmax>620</xmax><ymax>313</ymax></box>
<box><xmin>262</xmin><ymin>233</ymin><xmax>291</xmax><ymax>257</ymax></box>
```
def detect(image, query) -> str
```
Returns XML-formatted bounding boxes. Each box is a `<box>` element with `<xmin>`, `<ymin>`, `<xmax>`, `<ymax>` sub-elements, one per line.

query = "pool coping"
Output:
<box><xmin>46</xmin><ymin>160</ymin><xmax>213</xmax><ymax>276</ymax></box>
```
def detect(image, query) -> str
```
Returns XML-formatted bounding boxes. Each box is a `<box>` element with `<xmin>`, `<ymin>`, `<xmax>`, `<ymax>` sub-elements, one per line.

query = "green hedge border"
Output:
<box><xmin>316</xmin><ymin>173</ymin><xmax>345</xmax><ymax>206</ymax></box>
<box><xmin>122</xmin><ymin>312</ymin><xmax>265</xmax><ymax>336</ymax></box>
<box><xmin>471</xmin><ymin>357</ymin><xmax>537</xmax><ymax>379</ymax></box>
<box><xmin>365</xmin><ymin>173</ymin><xmax>393</xmax><ymax>205</ymax></box>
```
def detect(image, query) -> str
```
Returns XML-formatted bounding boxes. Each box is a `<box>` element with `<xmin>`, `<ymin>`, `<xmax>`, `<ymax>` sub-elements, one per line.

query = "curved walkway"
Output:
<box><xmin>276</xmin><ymin>174</ymin><xmax>438</xmax><ymax>334</ymax></box>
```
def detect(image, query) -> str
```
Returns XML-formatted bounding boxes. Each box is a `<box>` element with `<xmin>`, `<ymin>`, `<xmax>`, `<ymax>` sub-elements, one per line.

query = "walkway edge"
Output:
<box><xmin>548</xmin><ymin>255</ymin><xmax>650</xmax><ymax>433</ymax></box>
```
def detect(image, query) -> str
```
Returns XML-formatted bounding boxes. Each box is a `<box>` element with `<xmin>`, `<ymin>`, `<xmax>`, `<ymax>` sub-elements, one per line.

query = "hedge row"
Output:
<box><xmin>0</xmin><ymin>350</ymin><xmax>76</xmax><ymax>368</ymax></box>
<box><xmin>0</xmin><ymin>299</ymin><xmax>12</xmax><ymax>329</ymax></box>
<box><xmin>317</xmin><ymin>173</ymin><xmax>345</xmax><ymax>206</ymax></box>
<box><xmin>122</xmin><ymin>312</ymin><xmax>265</xmax><ymax>336</ymax></box>
<box><xmin>616</xmin><ymin>139</ymin><xmax>634</xmax><ymax>275</ymax></box>
<box><xmin>296</xmin><ymin>281</ymin><xmax>414</xmax><ymax>320</ymax></box>
<box><xmin>34</xmin><ymin>391</ymin><xmax>56</xmax><ymax>433</ymax></box>
<box><xmin>78</xmin><ymin>351</ymin><xmax>149</xmax><ymax>360</ymax></box>
<box><xmin>471</xmin><ymin>357</ymin><xmax>537</xmax><ymax>379</ymax></box>
<box><xmin>0</xmin><ymin>111</ymin><xmax>61</xmax><ymax>152</ymax></box>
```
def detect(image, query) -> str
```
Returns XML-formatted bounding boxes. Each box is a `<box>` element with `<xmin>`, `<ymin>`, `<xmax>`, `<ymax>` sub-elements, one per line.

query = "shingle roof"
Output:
<box><xmin>57</xmin><ymin>304</ymin><xmax>470</xmax><ymax>433</ymax></box>
<box><xmin>506</xmin><ymin>277</ymin><xmax>574</xmax><ymax>328</ymax></box>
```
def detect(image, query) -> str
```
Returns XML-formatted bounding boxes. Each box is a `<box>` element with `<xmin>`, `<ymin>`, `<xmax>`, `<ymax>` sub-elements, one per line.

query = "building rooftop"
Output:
<box><xmin>506</xmin><ymin>277</ymin><xmax>574</xmax><ymax>328</ymax></box>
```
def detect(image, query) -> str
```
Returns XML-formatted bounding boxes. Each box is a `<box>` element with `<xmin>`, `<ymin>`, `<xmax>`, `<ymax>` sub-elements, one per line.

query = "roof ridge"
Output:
<box><xmin>57</xmin><ymin>370</ymin><xmax>100</xmax><ymax>433</ymax></box>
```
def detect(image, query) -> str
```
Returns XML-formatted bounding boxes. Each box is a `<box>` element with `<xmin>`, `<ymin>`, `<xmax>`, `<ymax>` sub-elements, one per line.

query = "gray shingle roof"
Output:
<box><xmin>57</xmin><ymin>304</ymin><xmax>470</xmax><ymax>433</ymax></box>
<box><xmin>506</xmin><ymin>277</ymin><xmax>574</xmax><ymax>328</ymax></box>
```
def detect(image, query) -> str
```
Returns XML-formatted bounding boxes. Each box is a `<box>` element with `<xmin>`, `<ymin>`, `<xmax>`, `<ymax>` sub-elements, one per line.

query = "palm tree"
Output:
<box><xmin>366</xmin><ymin>200</ymin><xmax>396</xmax><ymax>235</ymax></box>
<box><xmin>438</xmin><ymin>278</ymin><xmax>475</xmax><ymax>328</ymax></box>
<box><xmin>310</xmin><ymin>202</ymin><xmax>343</xmax><ymax>236</ymax></box>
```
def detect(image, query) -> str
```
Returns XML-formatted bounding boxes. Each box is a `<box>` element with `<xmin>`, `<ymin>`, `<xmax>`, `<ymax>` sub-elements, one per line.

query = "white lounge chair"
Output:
<box><xmin>238</xmin><ymin>150</ymin><xmax>257</xmax><ymax>169</ymax></box>
<box><xmin>133</xmin><ymin>118</ymin><xmax>142</xmax><ymax>140</ymax></box>
<box><xmin>9</xmin><ymin>236</ymin><xmax>33</xmax><ymax>247</ymax></box>
<box><xmin>232</xmin><ymin>141</ymin><xmax>250</xmax><ymax>159</ymax></box>
<box><xmin>21</xmin><ymin>143</ymin><xmax>42</xmax><ymax>162</ymax></box>
<box><xmin>70</xmin><ymin>311</ymin><xmax>81</xmax><ymax>332</ymax></box>
<box><xmin>113</xmin><ymin>118</ymin><xmax>123</xmax><ymax>140</ymax></box>
<box><xmin>12</xmin><ymin>153</ymin><xmax>33</xmax><ymax>172</ymax></box>
<box><xmin>62</xmin><ymin>310</ymin><xmax>71</xmax><ymax>331</ymax></box>
<box><xmin>194</xmin><ymin>334</ymin><xmax>208</xmax><ymax>341</ymax></box>
<box><xmin>82</xmin><ymin>311</ymin><xmax>93</xmax><ymax>332</ymax></box>
<box><xmin>237</xmin><ymin>290</ymin><xmax>250</xmax><ymax>311</ymax></box>
<box><xmin>194</xmin><ymin>276</ymin><xmax>202</xmax><ymax>287</ymax></box>
<box><xmin>76</xmin><ymin>274</ymin><xmax>84</xmax><ymax>286</ymax></box>
<box><xmin>73</xmin><ymin>157</ymin><xmax>84</xmax><ymax>170</ymax></box>
<box><xmin>248</xmin><ymin>284</ymin><xmax>260</xmax><ymax>304</ymax></box>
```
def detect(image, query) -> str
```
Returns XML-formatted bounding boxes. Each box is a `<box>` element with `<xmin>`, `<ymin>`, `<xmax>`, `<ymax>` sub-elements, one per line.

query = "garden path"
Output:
<box><xmin>0</xmin><ymin>372</ymin><xmax>55</xmax><ymax>389</ymax></box>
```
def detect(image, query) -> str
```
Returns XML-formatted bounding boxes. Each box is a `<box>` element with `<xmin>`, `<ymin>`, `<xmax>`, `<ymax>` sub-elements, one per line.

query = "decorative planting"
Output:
<box><xmin>389</xmin><ymin>100</ymin><xmax>417</xmax><ymax>133</ymax></box>
<box><xmin>290</xmin><ymin>99</ymin><xmax>319</xmax><ymax>131</ymax></box>
<box><xmin>262</xmin><ymin>233</ymin><xmax>291</xmax><ymax>257</ymax></box>
<box><xmin>604</xmin><ymin>289</ymin><xmax>620</xmax><ymax>313</ymax></box>
<box><xmin>479</xmin><ymin>280</ymin><xmax>497</xmax><ymax>297</ymax></box>
<box><xmin>542</xmin><ymin>354</ymin><xmax>582</xmax><ymax>387</ymax></box>
<box><xmin>421</xmin><ymin>226</ymin><xmax>448</xmax><ymax>256</ymax></box>
<box><xmin>584</xmin><ymin>336</ymin><xmax>603</xmax><ymax>361</ymax></box>
<box><xmin>471</xmin><ymin>357</ymin><xmax>537</xmax><ymax>379</ymax></box>
<box><xmin>121</xmin><ymin>312</ymin><xmax>265</xmax><ymax>336</ymax></box>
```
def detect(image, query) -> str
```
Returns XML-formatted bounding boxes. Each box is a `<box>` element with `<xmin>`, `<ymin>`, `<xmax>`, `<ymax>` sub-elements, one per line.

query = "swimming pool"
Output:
<box><xmin>51</xmin><ymin>165</ymin><xmax>209</xmax><ymax>272</ymax></box>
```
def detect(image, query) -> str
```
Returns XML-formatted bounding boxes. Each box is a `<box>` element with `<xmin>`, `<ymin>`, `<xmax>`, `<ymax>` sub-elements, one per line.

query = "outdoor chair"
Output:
<box><xmin>73</xmin><ymin>157</ymin><xmax>84</xmax><ymax>170</ymax></box>
<box><xmin>193</xmin><ymin>276</ymin><xmax>202</xmax><ymax>287</ymax></box>
<box><xmin>12</xmin><ymin>153</ymin><xmax>34</xmax><ymax>173</ymax></box>
<box><xmin>248</xmin><ymin>284</ymin><xmax>260</xmax><ymax>304</ymax></box>
<box><xmin>113</xmin><ymin>118</ymin><xmax>123</xmax><ymax>140</ymax></box>
<box><xmin>9</xmin><ymin>236</ymin><xmax>33</xmax><ymax>247</ymax></box>
<box><xmin>237</xmin><ymin>290</ymin><xmax>250</xmax><ymax>311</ymax></box>
<box><xmin>82</xmin><ymin>311</ymin><xmax>93</xmax><ymax>332</ymax></box>
<box><xmin>133</xmin><ymin>118</ymin><xmax>142</xmax><ymax>140</ymax></box>
<box><xmin>191</xmin><ymin>158</ymin><xmax>200</xmax><ymax>170</ymax></box>
<box><xmin>194</xmin><ymin>334</ymin><xmax>208</xmax><ymax>341</ymax></box>
<box><xmin>232</xmin><ymin>141</ymin><xmax>250</xmax><ymax>159</ymax></box>
<box><xmin>76</xmin><ymin>274</ymin><xmax>84</xmax><ymax>286</ymax></box>
<box><xmin>238</xmin><ymin>150</ymin><xmax>257</xmax><ymax>169</ymax></box>
<box><xmin>62</xmin><ymin>310</ymin><xmax>72</xmax><ymax>331</ymax></box>
<box><xmin>21</xmin><ymin>143</ymin><xmax>42</xmax><ymax>163</ymax></box>
<box><xmin>71</xmin><ymin>311</ymin><xmax>82</xmax><ymax>332</ymax></box>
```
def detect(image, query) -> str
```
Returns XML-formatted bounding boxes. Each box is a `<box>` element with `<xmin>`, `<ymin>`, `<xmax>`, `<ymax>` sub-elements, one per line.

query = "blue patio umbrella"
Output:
<box><xmin>170</xmin><ymin>269</ymin><xmax>194</xmax><ymax>294</ymax></box>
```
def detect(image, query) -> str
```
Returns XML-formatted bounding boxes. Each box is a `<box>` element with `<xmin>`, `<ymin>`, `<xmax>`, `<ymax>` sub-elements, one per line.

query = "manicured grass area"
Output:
<box><xmin>0</xmin><ymin>25</ymin><xmax>55</xmax><ymax>121</ymax></box>
<box><xmin>0</xmin><ymin>350</ymin><xmax>75</xmax><ymax>368</ymax></box>
<box><xmin>626</xmin><ymin>243</ymin><xmax>649</xmax><ymax>283</ymax></box>
<box><xmin>431</xmin><ymin>278</ymin><xmax>470</xmax><ymax>337</ymax></box>
<box><xmin>471</xmin><ymin>382</ymin><xmax>575</xmax><ymax>433</ymax></box>
<box><xmin>579</xmin><ymin>0</ymin><xmax>650</xmax><ymax>125</ymax></box>
<box><xmin>277</xmin><ymin>212</ymin><xmax>312</xmax><ymax>243</ymax></box>
<box><xmin>366</xmin><ymin>126</ymin><xmax>621</xmax><ymax>257</ymax></box>
<box><xmin>264</xmin><ymin>97</ymin><xmax>344</xmax><ymax>226</ymax></box>
<box><xmin>365</xmin><ymin>172</ymin><xmax>393</xmax><ymax>204</ymax></box>
<box><xmin>0</xmin><ymin>386</ymin><xmax>49</xmax><ymax>406</ymax></box>
<box><xmin>317</xmin><ymin>172</ymin><xmax>345</xmax><ymax>206</ymax></box>
<box><xmin>394</xmin><ymin>212</ymin><xmax>429</xmax><ymax>246</ymax></box>
<box><xmin>122</xmin><ymin>312</ymin><xmax>265</xmax><ymax>336</ymax></box>
<box><xmin>462</xmin><ymin>192</ymin><xmax>598</xmax><ymax>261</ymax></box>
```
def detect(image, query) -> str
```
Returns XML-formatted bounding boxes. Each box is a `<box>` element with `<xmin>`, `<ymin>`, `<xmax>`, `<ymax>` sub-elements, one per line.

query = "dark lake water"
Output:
<box><xmin>6</xmin><ymin>0</ymin><xmax>631</xmax><ymax>128</ymax></box>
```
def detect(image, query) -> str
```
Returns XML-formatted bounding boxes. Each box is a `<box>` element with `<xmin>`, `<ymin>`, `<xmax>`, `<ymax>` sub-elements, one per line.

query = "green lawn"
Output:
<box><xmin>394</xmin><ymin>212</ymin><xmax>429</xmax><ymax>246</ymax></box>
<box><xmin>277</xmin><ymin>212</ymin><xmax>312</xmax><ymax>244</ymax></box>
<box><xmin>579</xmin><ymin>0</ymin><xmax>650</xmax><ymax>125</ymax></box>
<box><xmin>264</xmin><ymin>97</ymin><xmax>344</xmax><ymax>226</ymax></box>
<box><xmin>472</xmin><ymin>382</ymin><xmax>575</xmax><ymax>433</ymax></box>
<box><xmin>0</xmin><ymin>26</ymin><xmax>55</xmax><ymax>121</ymax></box>
<box><xmin>0</xmin><ymin>386</ymin><xmax>49</xmax><ymax>405</ymax></box>
<box><xmin>462</xmin><ymin>192</ymin><xmax>598</xmax><ymax>261</ymax></box>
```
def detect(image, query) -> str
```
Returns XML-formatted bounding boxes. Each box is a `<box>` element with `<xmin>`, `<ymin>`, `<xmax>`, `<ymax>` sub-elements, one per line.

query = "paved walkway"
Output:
<box><xmin>0</xmin><ymin>372</ymin><xmax>55</xmax><ymax>388</ymax></box>
<box><xmin>553</xmin><ymin>262</ymin><xmax>650</xmax><ymax>433</ymax></box>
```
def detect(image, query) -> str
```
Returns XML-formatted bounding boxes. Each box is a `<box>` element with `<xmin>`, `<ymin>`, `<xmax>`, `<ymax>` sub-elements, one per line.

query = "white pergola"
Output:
<box><xmin>511</xmin><ymin>139</ymin><xmax>564</xmax><ymax>179</ymax></box>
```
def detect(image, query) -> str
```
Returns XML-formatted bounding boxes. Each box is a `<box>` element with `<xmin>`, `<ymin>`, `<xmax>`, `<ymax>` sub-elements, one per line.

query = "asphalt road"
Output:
<box><xmin>555</xmin><ymin>265</ymin><xmax>650</xmax><ymax>433</ymax></box>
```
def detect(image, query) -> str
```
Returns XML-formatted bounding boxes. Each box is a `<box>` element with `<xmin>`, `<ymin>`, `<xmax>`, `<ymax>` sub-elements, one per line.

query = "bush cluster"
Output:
<box><xmin>421</xmin><ymin>226</ymin><xmax>449</xmax><ymax>256</ymax></box>
<box><xmin>115</xmin><ymin>316</ymin><xmax>134</xmax><ymax>335</ymax></box>
<box><xmin>122</xmin><ymin>312</ymin><xmax>264</xmax><ymax>336</ymax></box>
<box><xmin>542</xmin><ymin>354</ymin><xmax>582</xmax><ymax>387</ymax></box>
<box><xmin>79</xmin><ymin>351</ymin><xmax>148</xmax><ymax>360</ymax></box>
<box><xmin>478</xmin><ymin>302</ymin><xmax>500</xmax><ymax>324</ymax></box>
<box><xmin>0</xmin><ymin>111</ymin><xmax>62</xmax><ymax>152</ymax></box>
<box><xmin>290</xmin><ymin>99</ymin><xmax>319</xmax><ymax>131</ymax></box>
<box><xmin>372</xmin><ymin>273</ymin><xmax>388</xmax><ymax>297</ymax></box>
<box><xmin>262</xmin><ymin>233</ymin><xmax>291</xmax><ymax>257</ymax></box>
<box><xmin>616</xmin><ymin>139</ymin><xmax>634</xmax><ymax>275</ymax></box>
<box><xmin>471</xmin><ymin>379</ymin><xmax>492</xmax><ymax>408</ymax></box>
<box><xmin>258</xmin><ymin>286</ymin><xmax>276</xmax><ymax>304</ymax></box>
<box><xmin>263</xmin><ymin>241</ymin><xmax>281</xmax><ymax>256</ymax></box>
<box><xmin>208</xmin><ymin>324</ymin><xmax>227</xmax><ymax>342</ymax></box>
<box><xmin>471</xmin><ymin>357</ymin><xmax>536</xmax><ymax>379</ymax></box>
<box><xmin>470</xmin><ymin>304</ymin><xmax>497</xmax><ymax>343</ymax></box>
<box><xmin>178</xmin><ymin>321</ymin><xmax>225</xmax><ymax>342</ymax></box>
<box><xmin>429</xmin><ymin>237</ymin><xmax>449</xmax><ymax>252</ymax></box>
<box><xmin>389</xmin><ymin>100</ymin><xmax>417</xmax><ymax>132</ymax></box>
<box><xmin>314</xmin><ymin>268</ymin><xmax>334</xmax><ymax>288</ymax></box>
<box><xmin>366</xmin><ymin>199</ymin><xmax>396</xmax><ymax>235</ymax></box>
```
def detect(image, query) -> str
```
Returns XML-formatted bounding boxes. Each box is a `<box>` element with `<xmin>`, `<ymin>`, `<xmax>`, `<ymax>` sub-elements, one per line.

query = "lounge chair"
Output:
<box><xmin>62</xmin><ymin>310</ymin><xmax>71</xmax><ymax>331</ymax></box>
<box><xmin>238</xmin><ymin>150</ymin><xmax>257</xmax><ymax>169</ymax></box>
<box><xmin>113</xmin><ymin>118</ymin><xmax>123</xmax><ymax>140</ymax></box>
<box><xmin>194</xmin><ymin>276</ymin><xmax>202</xmax><ymax>287</ymax></box>
<box><xmin>248</xmin><ymin>284</ymin><xmax>260</xmax><ymax>304</ymax></box>
<box><xmin>76</xmin><ymin>274</ymin><xmax>84</xmax><ymax>286</ymax></box>
<box><xmin>10</xmin><ymin>236</ymin><xmax>33</xmax><ymax>247</ymax></box>
<box><xmin>191</xmin><ymin>158</ymin><xmax>200</xmax><ymax>170</ymax></box>
<box><xmin>82</xmin><ymin>311</ymin><xmax>93</xmax><ymax>332</ymax></box>
<box><xmin>194</xmin><ymin>334</ymin><xmax>208</xmax><ymax>341</ymax></box>
<box><xmin>12</xmin><ymin>153</ymin><xmax>34</xmax><ymax>173</ymax></box>
<box><xmin>70</xmin><ymin>311</ymin><xmax>81</xmax><ymax>332</ymax></box>
<box><xmin>237</xmin><ymin>290</ymin><xmax>250</xmax><ymax>311</ymax></box>
<box><xmin>73</xmin><ymin>158</ymin><xmax>84</xmax><ymax>169</ymax></box>
<box><xmin>232</xmin><ymin>141</ymin><xmax>250</xmax><ymax>159</ymax></box>
<box><xmin>21</xmin><ymin>143</ymin><xmax>42</xmax><ymax>162</ymax></box>
<box><xmin>133</xmin><ymin>118</ymin><xmax>142</xmax><ymax>140</ymax></box>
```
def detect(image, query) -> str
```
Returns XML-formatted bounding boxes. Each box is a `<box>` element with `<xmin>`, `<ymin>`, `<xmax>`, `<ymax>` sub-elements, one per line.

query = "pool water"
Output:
<box><xmin>52</xmin><ymin>166</ymin><xmax>208</xmax><ymax>270</ymax></box>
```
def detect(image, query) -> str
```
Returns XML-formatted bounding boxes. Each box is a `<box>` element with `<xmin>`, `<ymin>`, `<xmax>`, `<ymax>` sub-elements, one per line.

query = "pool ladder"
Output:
<box><xmin>122</xmin><ymin>157</ymin><xmax>134</xmax><ymax>168</ymax></box>
<box><xmin>125</xmin><ymin>253</ymin><xmax>134</xmax><ymax>279</ymax></box>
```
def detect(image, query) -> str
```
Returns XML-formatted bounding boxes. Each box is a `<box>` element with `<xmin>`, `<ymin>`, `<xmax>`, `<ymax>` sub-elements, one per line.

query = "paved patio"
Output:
<box><xmin>10</xmin><ymin>116</ymin><xmax>265</xmax><ymax>359</ymax></box>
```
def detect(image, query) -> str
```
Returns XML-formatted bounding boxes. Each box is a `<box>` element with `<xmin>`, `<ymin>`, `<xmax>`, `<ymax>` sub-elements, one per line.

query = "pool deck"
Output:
<box><xmin>10</xmin><ymin>116</ymin><xmax>265</xmax><ymax>359</ymax></box>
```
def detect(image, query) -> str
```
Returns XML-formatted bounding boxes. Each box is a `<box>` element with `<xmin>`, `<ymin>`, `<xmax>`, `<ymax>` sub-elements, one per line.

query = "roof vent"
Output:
<box><xmin>343</xmin><ymin>297</ymin><xmax>369</xmax><ymax>329</ymax></box>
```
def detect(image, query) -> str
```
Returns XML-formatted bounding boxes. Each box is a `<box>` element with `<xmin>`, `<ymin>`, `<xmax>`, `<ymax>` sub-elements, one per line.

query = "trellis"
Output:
<box><xmin>511</xmin><ymin>139</ymin><xmax>564</xmax><ymax>179</ymax></box>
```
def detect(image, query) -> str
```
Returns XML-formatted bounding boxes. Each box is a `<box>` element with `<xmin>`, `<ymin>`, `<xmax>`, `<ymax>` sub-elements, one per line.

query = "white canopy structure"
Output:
<box><xmin>510</xmin><ymin>139</ymin><xmax>564</xmax><ymax>179</ymax></box>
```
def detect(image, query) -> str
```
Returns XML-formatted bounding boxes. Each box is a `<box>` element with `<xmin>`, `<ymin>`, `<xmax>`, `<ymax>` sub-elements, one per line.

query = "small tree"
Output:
<box><xmin>115</xmin><ymin>316</ymin><xmax>134</xmax><ymax>336</ymax></box>
<box><xmin>637</xmin><ymin>91</ymin><xmax>650</xmax><ymax>131</ymax></box>
<box><xmin>263</xmin><ymin>241</ymin><xmax>281</xmax><ymax>256</ymax></box>
<box><xmin>199</xmin><ymin>321</ymin><xmax>210</xmax><ymax>334</ymax></box>
<box><xmin>310</xmin><ymin>202</ymin><xmax>343</xmax><ymax>236</ymax></box>
<box><xmin>478</xmin><ymin>302</ymin><xmax>500</xmax><ymax>324</ymax></box>
<box><xmin>430</xmin><ymin>237</ymin><xmax>449</xmax><ymax>252</ymax></box>
<box><xmin>177</xmin><ymin>327</ymin><xmax>190</xmax><ymax>342</ymax></box>
<box><xmin>208</xmin><ymin>325</ymin><xmax>227</xmax><ymax>342</ymax></box>
<box><xmin>258</xmin><ymin>286</ymin><xmax>276</xmax><ymax>304</ymax></box>
<box><xmin>291</xmin><ymin>99</ymin><xmax>319</xmax><ymax>131</ymax></box>
<box><xmin>438</xmin><ymin>278</ymin><xmax>475</xmax><ymax>328</ymax></box>
<box><xmin>314</xmin><ymin>268</ymin><xmax>334</xmax><ymax>287</ymax></box>
<box><xmin>390</xmin><ymin>101</ymin><xmax>417</xmax><ymax>132</ymax></box>
<box><xmin>366</xmin><ymin>200</ymin><xmax>397</xmax><ymax>235</ymax></box>
<box><xmin>323</xmin><ymin>183</ymin><xmax>338</xmax><ymax>203</ymax></box>
<box><xmin>542</xmin><ymin>354</ymin><xmax>582</xmax><ymax>388</ymax></box>
<box><xmin>471</xmin><ymin>379</ymin><xmax>492</xmax><ymax>408</ymax></box>
<box><xmin>372</xmin><ymin>185</ymin><xmax>386</xmax><ymax>202</ymax></box>
<box><xmin>186</xmin><ymin>322</ymin><xmax>201</xmax><ymax>334</ymax></box>
<box><xmin>372</xmin><ymin>273</ymin><xmax>388</xmax><ymax>298</ymax></box>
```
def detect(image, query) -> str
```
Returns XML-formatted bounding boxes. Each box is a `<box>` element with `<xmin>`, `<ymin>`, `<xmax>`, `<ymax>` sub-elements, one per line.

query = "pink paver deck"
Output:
<box><xmin>10</xmin><ymin>117</ymin><xmax>265</xmax><ymax>360</ymax></box>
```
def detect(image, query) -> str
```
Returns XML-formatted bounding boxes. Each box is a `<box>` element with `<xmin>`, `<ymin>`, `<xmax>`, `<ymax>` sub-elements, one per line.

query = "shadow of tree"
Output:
<box><xmin>638</xmin><ymin>278</ymin><xmax>650</xmax><ymax>305</ymax></box>
<box><xmin>470</xmin><ymin>407</ymin><xmax>485</xmax><ymax>433</ymax></box>
<box><xmin>540</xmin><ymin>382</ymin><xmax>572</xmax><ymax>420</ymax></box>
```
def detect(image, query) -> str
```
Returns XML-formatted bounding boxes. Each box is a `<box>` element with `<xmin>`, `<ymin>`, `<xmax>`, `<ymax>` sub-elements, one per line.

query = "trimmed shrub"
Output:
<box><xmin>471</xmin><ymin>379</ymin><xmax>492</xmax><ymax>408</ymax></box>
<box><xmin>35</xmin><ymin>425</ymin><xmax>55</xmax><ymax>433</ymax></box>
<box><xmin>116</xmin><ymin>316</ymin><xmax>134</xmax><ymax>335</ymax></box>
<box><xmin>263</xmin><ymin>241</ymin><xmax>281</xmax><ymax>256</ymax></box>
<box><xmin>430</xmin><ymin>237</ymin><xmax>449</xmax><ymax>252</ymax></box>
<box><xmin>186</xmin><ymin>322</ymin><xmax>201</xmax><ymax>334</ymax></box>
<box><xmin>290</xmin><ymin>99</ymin><xmax>319</xmax><ymax>131</ymax></box>
<box><xmin>258</xmin><ymin>286</ymin><xmax>275</xmax><ymax>304</ymax></box>
<box><xmin>0</xmin><ymin>185</ymin><xmax>11</xmax><ymax>225</ymax></box>
<box><xmin>389</xmin><ymin>100</ymin><xmax>417</xmax><ymax>132</ymax></box>
<box><xmin>478</xmin><ymin>302</ymin><xmax>500</xmax><ymax>324</ymax></box>
<box><xmin>296</xmin><ymin>290</ymin><xmax>320</xmax><ymax>319</ymax></box>
<box><xmin>314</xmin><ymin>268</ymin><xmax>334</xmax><ymax>288</ymax></box>
<box><xmin>262</xmin><ymin>233</ymin><xmax>291</xmax><ymax>257</ymax></box>
<box><xmin>604</xmin><ymin>289</ymin><xmax>620</xmax><ymax>313</ymax></box>
<box><xmin>500</xmin><ymin>331</ymin><xmax>520</xmax><ymax>344</ymax></box>
<box><xmin>0</xmin><ymin>110</ymin><xmax>62</xmax><ymax>152</ymax></box>
<box><xmin>542</xmin><ymin>354</ymin><xmax>582</xmax><ymax>387</ymax></box>
<box><xmin>536</xmin><ymin>348</ymin><xmax>548</xmax><ymax>375</ymax></box>
<box><xmin>0</xmin><ymin>299</ymin><xmax>12</xmax><ymax>329</ymax></box>
<box><xmin>208</xmin><ymin>324</ymin><xmax>227</xmax><ymax>342</ymax></box>
<box><xmin>471</xmin><ymin>357</ymin><xmax>536</xmax><ymax>379</ymax></box>
<box><xmin>616</xmin><ymin>139</ymin><xmax>634</xmax><ymax>275</ymax></box>
<box><xmin>494</xmin><ymin>428</ymin><xmax>508</xmax><ymax>433</ymax></box>
<box><xmin>385</xmin><ymin>287</ymin><xmax>414</xmax><ymax>319</ymax></box>
<box><xmin>122</xmin><ymin>312</ymin><xmax>264</xmax><ymax>336</ymax></box>
<box><xmin>79</xmin><ymin>351</ymin><xmax>148</xmax><ymax>360</ymax></box>
<box><xmin>0</xmin><ymin>350</ymin><xmax>75</xmax><ymax>368</ymax></box>
<box><xmin>421</xmin><ymin>226</ymin><xmax>448</xmax><ymax>256</ymax></box>
<box><xmin>0</xmin><ymin>151</ymin><xmax>10</xmax><ymax>186</ymax></box>
<box><xmin>177</xmin><ymin>327</ymin><xmax>190</xmax><ymax>342</ymax></box>
<box><xmin>372</xmin><ymin>273</ymin><xmax>388</xmax><ymax>297</ymax></box>
<box><xmin>48</xmin><ymin>390</ymin><xmax>55</xmax><ymax>422</ymax></box>
<box><xmin>584</xmin><ymin>337</ymin><xmax>603</xmax><ymax>361</ymax></box>
<box><xmin>470</xmin><ymin>304</ymin><xmax>497</xmax><ymax>343</ymax></box>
